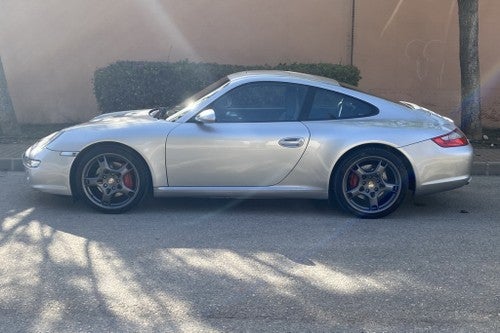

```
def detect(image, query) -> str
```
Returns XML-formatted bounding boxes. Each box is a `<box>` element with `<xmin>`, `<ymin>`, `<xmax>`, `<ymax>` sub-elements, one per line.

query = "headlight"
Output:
<box><xmin>23</xmin><ymin>154</ymin><xmax>41</xmax><ymax>168</ymax></box>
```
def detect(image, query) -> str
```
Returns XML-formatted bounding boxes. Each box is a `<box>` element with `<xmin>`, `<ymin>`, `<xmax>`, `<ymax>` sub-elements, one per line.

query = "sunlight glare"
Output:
<box><xmin>141</xmin><ymin>0</ymin><xmax>201</xmax><ymax>61</ymax></box>
<box><xmin>380</xmin><ymin>0</ymin><xmax>405</xmax><ymax>38</ymax></box>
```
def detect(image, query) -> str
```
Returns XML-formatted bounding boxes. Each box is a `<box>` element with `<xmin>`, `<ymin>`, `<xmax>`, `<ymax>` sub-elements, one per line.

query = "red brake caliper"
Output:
<box><xmin>348</xmin><ymin>172</ymin><xmax>359</xmax><ymax>189</ymax></box>
<box><xmin>123</xmin><ymin>172</ymin><xmax>134</xmax><ymax>189</ymax></box>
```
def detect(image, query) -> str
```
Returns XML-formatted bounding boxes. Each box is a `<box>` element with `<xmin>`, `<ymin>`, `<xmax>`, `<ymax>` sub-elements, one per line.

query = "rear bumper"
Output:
<box><xmin>414</xmin><ymin>175</ymin><xmax>471</xmax><ymax>196</ymax></box>
<box><xmin>400</xmin><ymin>140</ymin><xmax>473</xmax><ymax>196</ymax></box>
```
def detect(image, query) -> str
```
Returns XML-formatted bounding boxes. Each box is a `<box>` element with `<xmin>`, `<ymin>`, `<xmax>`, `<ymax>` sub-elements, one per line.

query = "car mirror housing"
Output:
<box><xmin>195</xmin><ymin>109</ymin><xmax>216</xmax><ymax>123</ymax></box>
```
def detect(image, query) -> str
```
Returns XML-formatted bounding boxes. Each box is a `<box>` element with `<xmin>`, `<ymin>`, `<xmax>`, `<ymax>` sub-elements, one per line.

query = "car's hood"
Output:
<box><xmin>46</xmin><ymin>109</ymin><xmax>178</xmax><ymax>152</ymax></box>
<box><xmin>89</xmin><ymin>109</ymin><xmax>154</xmax><ymax>123</ymax></box>
<box><xmin>60</xmin><ymin>109</ymin><xmax>160</xmax><ymax>133</ymax></box>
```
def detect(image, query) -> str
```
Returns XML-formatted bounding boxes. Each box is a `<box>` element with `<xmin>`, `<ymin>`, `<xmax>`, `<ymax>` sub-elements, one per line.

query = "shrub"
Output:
<box><xmin>93</xmin><ymin>61</ymin><xmax>361</xmax><ymax>113</ymax></box>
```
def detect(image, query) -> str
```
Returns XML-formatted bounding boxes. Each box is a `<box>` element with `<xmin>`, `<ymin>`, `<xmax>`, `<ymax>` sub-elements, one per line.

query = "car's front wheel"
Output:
<box><xmin>74</xmin><ymin>145</ymin><xmax>150</xmax><ymax>213</ymax></box>
<box><xmin>332</xmin><ymin>147</ymin><xmax>408</xmax><ymax>218</ymax></box>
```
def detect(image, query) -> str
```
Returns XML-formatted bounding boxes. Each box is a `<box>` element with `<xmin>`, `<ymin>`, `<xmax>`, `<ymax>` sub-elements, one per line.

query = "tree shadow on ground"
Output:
<box><xmin>0</xmin><ymin>178</ymin><xmax>498</xmax><ymax>332</ymax></box>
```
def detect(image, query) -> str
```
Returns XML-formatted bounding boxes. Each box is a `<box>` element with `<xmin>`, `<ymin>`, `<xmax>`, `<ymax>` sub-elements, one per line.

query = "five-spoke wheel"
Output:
<box><xmin>332</xmin><ymin>148</ymin><xmax>408</xmax><ymax>218</ymax></box>
<box><xmin>74</xmin><ymin>145</ymin><xmax>150</xmax><ymax>213</ymax></box>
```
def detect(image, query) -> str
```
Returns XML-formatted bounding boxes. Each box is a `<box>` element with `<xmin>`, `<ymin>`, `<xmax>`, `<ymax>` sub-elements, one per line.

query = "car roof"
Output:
<box><xmin>227</xmin><ymin>70</ymin><xmax>340</xmax><ymax>86</ymax></box>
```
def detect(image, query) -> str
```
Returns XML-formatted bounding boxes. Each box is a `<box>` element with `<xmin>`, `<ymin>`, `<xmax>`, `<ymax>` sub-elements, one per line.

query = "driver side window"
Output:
<box><xmin>209</xmin><ymin>82</ymin><xmax>307</xmax><ymax>122</ymax></box>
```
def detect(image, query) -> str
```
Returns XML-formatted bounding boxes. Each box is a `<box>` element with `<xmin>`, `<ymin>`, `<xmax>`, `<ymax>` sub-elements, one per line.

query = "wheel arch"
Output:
<box><xmin>328</xmin><ymin>143</ymin><xmax>416</xmax><ymax>197</ymax></box>
<box><xmin>69</xmin><ymin>141</ymin><xmax>153</xmax><ymax>199</ymax></box>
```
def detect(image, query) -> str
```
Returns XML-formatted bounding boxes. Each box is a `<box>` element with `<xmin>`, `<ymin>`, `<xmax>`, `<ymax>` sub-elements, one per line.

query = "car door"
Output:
<box><xmin>165</xmin><ymin>82</ymin><xmax>310</xmax><ymax>187</ymax></box>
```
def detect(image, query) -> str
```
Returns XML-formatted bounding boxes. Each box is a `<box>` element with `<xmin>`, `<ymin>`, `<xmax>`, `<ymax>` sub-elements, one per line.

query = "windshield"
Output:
<box><xmin>162</xmin><ymin>76</ymin><xmax>230</xmax><ymax>121</ymax></box>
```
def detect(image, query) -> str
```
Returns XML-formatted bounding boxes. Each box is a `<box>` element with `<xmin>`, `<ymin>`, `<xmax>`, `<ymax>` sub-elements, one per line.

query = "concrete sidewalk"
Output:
<box><xmin>1</xmin><ymin>142</ymin><xmax>499</xmax><ymax>175</ymax></box>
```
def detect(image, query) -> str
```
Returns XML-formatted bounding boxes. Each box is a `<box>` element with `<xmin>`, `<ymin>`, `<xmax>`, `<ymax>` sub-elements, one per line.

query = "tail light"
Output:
<box><xmin>432</xmin><ymin>129</ymin><xmax>469</xmax><ymax>148</ymax></box>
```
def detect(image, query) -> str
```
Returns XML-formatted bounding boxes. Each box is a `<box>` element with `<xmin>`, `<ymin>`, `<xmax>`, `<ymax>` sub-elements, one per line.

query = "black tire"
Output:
<box><xmin>331</xmin><ymin>147</ymin><xmax>408</xmax><ymax>219</ymax></box>
<box><xmin>74</xmin><ymin>144</ymin><xmax>150</xmax><ymax>213</ymax></box>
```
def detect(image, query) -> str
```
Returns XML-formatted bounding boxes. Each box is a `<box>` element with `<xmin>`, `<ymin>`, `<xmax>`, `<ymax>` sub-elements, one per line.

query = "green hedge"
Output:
<box><xmin>93</xmin><ymin>61</ymin><xmax>361</xmax><ymax>113</ymax></box>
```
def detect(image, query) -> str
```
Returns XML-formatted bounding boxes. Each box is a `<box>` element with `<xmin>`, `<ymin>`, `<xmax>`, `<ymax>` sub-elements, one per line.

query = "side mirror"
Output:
<box><xmin>195</xmin><ymin>109</ymin><xmax>216</xmax><ymax>123</ymax></box>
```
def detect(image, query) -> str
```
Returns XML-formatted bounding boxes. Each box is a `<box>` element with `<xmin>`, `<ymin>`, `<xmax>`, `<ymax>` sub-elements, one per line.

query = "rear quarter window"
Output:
<box><xmin>306</xmin><ymin>88</ymin><xmax>379</xmax><ymax>120</ymax></box>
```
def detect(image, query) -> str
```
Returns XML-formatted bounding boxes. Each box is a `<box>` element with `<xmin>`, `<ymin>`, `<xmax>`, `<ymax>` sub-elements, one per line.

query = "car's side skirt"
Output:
<box><xmin>154</xmin><ymin>186</ymin><xmax>328</xmax><ymax>199</ymax></box>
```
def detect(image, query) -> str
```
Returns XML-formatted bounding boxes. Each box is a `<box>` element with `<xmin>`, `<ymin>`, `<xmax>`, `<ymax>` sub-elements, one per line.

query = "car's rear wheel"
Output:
<box><xmin>74</xmin><ymin>145</ymin><xmax>150</xmax><ymax>213</ymax></box>
<box><xmin>332</xmin><ymin>148</ymin><xmax>408</xmax><ymax>218</ymax></box>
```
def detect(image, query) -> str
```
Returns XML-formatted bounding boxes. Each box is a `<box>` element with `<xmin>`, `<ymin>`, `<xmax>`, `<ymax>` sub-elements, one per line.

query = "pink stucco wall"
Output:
<box><xmin>0</xmin><ymin>0</ymin><xmax>498</xmax><ymax>127</ymax></box>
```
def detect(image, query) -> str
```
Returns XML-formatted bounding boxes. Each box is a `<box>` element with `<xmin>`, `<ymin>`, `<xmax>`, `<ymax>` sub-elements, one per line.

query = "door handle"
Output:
<box><xmin>278</xmin><ymin>137</ymin><xmax>305</xmax><ymax>148</ymax></box>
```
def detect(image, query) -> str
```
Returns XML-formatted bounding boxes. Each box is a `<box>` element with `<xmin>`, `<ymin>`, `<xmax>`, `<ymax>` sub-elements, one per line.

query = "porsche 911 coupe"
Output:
<box><xmin>23</xmin><ymin>71</ymin><xmax>473</xmax><ymax>218</ymax></box>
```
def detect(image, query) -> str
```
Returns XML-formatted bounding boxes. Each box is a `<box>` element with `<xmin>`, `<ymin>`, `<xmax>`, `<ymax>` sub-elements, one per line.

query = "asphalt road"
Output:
<box><xmin>0</xmin><ymin>171</ymin><xmax>498</xmax><ymax>332</ymax></box>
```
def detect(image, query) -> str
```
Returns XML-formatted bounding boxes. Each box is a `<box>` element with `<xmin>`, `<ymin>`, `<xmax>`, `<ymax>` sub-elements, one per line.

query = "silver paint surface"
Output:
<box><xmin>23</xmin><ymin>71</ymin><xmax>472</xmax><ymax>199</ymax></box>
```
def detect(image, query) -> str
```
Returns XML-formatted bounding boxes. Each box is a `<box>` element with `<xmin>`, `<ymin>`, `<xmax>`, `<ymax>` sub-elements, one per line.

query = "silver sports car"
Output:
<box><xmin>23</xmin><ymin>71</ymin><xmax>473</xmax><ymax>218</ymax></box>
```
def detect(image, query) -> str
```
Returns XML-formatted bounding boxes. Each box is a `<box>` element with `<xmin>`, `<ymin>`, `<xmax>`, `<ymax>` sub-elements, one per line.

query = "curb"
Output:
<box><xmin>2</xmin><ymin>158</ymin><xmax>500</xmax><ymax>176</ymax></box>
<box><xmin>0</xmin><ymin>158</ymin><xmax>24</xmax><ymax>172</ymax></box>
<box><xmin>471</xmin><ymin>162</ymin><xmax>500</xmax><ymax>176</ymax></box>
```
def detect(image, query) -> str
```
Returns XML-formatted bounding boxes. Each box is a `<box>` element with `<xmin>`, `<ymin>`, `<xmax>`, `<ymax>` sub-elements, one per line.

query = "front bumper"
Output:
<box><xmin>23</xmin><ymin>145</ymin><xmax>76</xmax><ymax>196</ymax></box>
